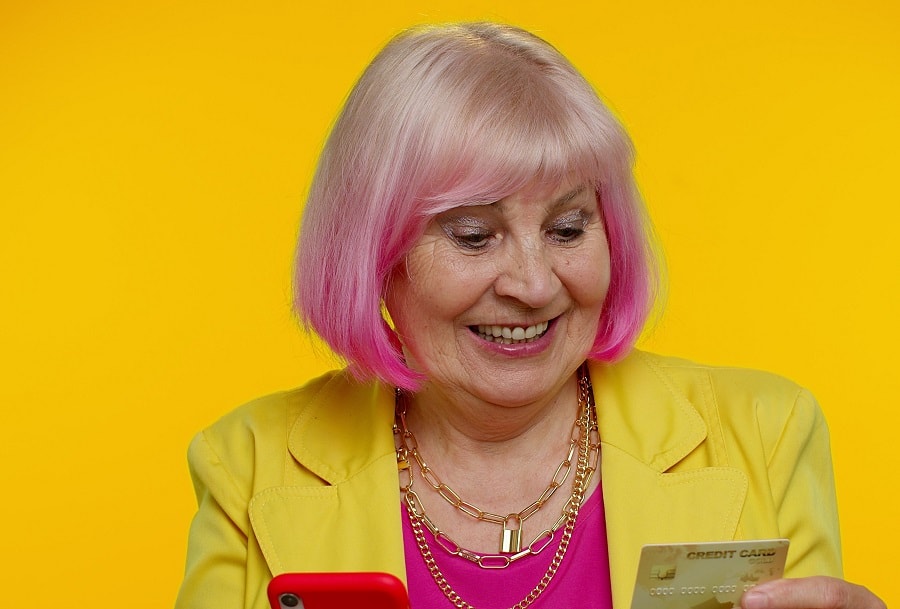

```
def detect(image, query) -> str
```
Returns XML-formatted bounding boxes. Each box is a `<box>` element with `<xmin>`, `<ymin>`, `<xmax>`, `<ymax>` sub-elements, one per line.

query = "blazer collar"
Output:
<box><xmin>249</xmin><ymin>374</ymin><xmax>406</xmax><ymax>577</ymax></box>
<box><xmin>285</xmin><ymin>351</ymin><xmax>709</xmax><ymax>486</ymax></box>
<box><xmin>593</xmin><ymin>352</ymin><xmax>748</xmax><ymax>608</ymax></box>
<box><xmin>591</xmin><ymin>351</ymin><xmax>707</xmax><ymax>472</ymax></box>
<box><xmin>287</xmin><ymin>373</ymin><xmax>396</xmax><ymax>484</ymax></box>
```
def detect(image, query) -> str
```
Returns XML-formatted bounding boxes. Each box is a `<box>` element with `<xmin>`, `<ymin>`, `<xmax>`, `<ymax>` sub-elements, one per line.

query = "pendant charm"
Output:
<box><xmin>500</xmin><ymin>514</ymin><xmax>522</xmax><ymax>553</ymax></box>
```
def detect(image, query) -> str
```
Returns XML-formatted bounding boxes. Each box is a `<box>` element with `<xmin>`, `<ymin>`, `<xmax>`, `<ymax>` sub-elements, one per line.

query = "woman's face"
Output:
<box><xmin>385</xmin><ymin>178</ymin><xmax>610</xmax><ymax>407</ymax></box>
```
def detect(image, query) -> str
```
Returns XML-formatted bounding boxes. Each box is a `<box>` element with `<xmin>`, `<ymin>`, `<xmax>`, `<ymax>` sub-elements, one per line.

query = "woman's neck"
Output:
<box><xmin>405</xmin><ymin>369</ymin><xmax>580</xmax><ymax>448</ymax></box>
<box><xmin>400</xmin><ymin>371</ymin><xmax>581</xmax><ymax>505</ymax></box>
<box><xmin>396</xmin><ymin>369</ymin><xmax>595</xmax><ymax>553</ymax></box>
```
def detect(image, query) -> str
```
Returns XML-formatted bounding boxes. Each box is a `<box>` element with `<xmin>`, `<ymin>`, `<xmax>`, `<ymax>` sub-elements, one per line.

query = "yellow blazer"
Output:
<box><xmin>175</xmin><ymin>351</ymin><xmax>842</xmax><ymax>609</ymax></box>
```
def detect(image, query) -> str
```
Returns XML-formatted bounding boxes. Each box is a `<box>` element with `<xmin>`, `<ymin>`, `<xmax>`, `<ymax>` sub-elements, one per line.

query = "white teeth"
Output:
<box><xmin>474</xmin><ymin>321</ymin><xmax>550</xmax><ymax>344</ymax></box>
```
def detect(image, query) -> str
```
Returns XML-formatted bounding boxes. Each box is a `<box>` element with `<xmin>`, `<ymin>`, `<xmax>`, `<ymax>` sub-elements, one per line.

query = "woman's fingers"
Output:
<box><xmin>741</xmin><ymin>577</ymin><xmax>886</xmax><ymax>609</ymax></box>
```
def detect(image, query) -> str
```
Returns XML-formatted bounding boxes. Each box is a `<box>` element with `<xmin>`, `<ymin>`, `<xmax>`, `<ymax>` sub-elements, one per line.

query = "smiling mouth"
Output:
<box><xmin>471</xmin><ymin>320</ymin><xmax>551</xmax><ymax>344</ymax></box>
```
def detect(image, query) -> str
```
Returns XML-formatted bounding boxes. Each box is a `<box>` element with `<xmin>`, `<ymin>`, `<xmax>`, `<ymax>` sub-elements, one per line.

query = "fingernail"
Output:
<box><xmin>741</xmin><ymin>589</ymin><xmax>769</xmax><ymax>609</ymax></box>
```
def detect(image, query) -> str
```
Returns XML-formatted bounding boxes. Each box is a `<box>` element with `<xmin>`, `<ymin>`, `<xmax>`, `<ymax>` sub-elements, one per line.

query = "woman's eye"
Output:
<box><xmin>548</xmin><ymin>224</ymin><xmax>585</xmax><ymax>243</ymax></box>
<box><xmin>452</xmin><ymin>230</ymin><xmax>493</xmax><ymax>250</ymax></box>
<box><xmin>547</xmin><ymin>210</ymin><xmax>590</xmax><ymax>243</ymax></box>
<box><xmin>437</xmin><ymin>215</ymin><xmax>495</xmax><ymax>251</ymax></box>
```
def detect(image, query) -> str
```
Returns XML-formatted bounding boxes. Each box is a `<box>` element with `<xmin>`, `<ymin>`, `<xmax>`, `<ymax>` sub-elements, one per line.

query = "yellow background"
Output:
<box><xmin>2</xmin><ymin>1</ymin><xmax>897</xmax><ymax>607</ymax></box>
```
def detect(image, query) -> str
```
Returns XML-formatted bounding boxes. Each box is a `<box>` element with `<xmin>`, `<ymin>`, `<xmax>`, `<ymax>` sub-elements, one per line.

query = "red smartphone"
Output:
<box><xmin>267</xmin><ymin>572</ymin><xmax>409</xmax><ymax>609</ymax></box>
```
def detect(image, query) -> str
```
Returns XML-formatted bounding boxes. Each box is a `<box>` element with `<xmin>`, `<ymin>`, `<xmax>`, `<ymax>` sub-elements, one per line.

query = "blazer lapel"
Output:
<box><xmin>248</xmin><ymin>376</ymin><xmax>407</xmax><ymax>579</ymax></box>
<box><xmin>592</xmin><ymin>353</ymin><xmax>749</xmax><ymax>608</ymax></box>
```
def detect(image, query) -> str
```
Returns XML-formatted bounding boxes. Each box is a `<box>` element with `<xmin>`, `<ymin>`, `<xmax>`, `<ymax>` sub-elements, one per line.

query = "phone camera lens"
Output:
<box><xmin>279</xmin><ymin>593</ymin><xmax>300</xmax><ymax>608</ymax></box>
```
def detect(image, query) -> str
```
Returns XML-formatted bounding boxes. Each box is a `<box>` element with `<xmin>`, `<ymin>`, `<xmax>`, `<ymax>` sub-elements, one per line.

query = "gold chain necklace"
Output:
<box><xmin>394</xmin><ymin>364</ymin><xmax>600</xmax><ymax>609</ymax></box>
<box><xmin>395</xmin><ymin>385</ymin><xmax>585</xmax><ymax>554</ymax></box>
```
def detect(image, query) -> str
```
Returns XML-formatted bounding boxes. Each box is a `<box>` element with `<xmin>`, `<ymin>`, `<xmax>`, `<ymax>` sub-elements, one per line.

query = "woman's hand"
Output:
<box><xmin>742</xmin><ymin>577</ymin><xmax>886</xmax><ymax>609</ymax></box>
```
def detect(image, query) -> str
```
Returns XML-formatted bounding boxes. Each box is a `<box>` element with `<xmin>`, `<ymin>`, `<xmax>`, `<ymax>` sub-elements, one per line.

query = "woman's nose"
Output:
<box><xmin>492</xmin><ymin>238</ymin><xmax>560</xmax><ymax>308</ymax></box>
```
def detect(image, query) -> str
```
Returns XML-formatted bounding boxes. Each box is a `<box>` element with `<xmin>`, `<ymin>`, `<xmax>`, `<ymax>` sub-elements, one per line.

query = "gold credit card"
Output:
<box><xmin>630</xmin><ymin>539</ymin><xmax>789</xmax><ymax>609</ymax></box>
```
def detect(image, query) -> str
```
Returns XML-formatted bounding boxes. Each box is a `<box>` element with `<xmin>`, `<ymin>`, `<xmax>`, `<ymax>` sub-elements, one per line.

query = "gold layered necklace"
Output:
<box><xmin>394</xmin><ymin>363</ymin><xmax>600</xmax><ymax>609</ymax></box>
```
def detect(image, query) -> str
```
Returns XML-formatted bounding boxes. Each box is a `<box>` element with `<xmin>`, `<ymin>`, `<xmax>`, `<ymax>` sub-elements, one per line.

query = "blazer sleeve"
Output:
<box><xmin>174</xmin><ymin>430</ymin><xmax>251</xmax><ymax>609</ymax></box>
<box><xmin>765</xmin><ymin>388</ymin><xmax>843</xmax><ymax>578</ymax></box>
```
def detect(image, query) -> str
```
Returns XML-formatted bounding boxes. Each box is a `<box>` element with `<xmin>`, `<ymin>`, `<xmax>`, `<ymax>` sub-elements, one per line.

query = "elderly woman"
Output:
<box><xmin>176</xmin><ymin>22</ymin><xmax>884</xmax><ymax>609</ymax></box>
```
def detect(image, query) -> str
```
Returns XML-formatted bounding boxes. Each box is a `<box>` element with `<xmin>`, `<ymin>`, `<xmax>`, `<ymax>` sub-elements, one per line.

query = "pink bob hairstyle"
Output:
<box><xmin>294</xmin><ymin>22</ymin><xmax>661</xmax><ymax>390</ymax></box>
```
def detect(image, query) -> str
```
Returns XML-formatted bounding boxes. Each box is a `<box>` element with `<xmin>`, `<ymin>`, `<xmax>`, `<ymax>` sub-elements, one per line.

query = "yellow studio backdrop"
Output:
<box><xmin>1</xmin><ymin>1</ymin><xmax>897</xmax><ymax>607</ymax></box>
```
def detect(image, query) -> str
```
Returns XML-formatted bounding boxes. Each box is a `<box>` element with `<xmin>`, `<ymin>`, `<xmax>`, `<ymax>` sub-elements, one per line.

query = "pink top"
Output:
<box><xmin>402</xmin><ymin>484</ymin><xmax>613</xmax><ymax>608</ymax></box>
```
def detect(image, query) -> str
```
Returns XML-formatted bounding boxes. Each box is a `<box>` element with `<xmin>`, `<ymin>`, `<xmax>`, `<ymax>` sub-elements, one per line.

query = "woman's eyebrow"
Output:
<box><xmin>550</xmin><ymin>185</ymin><xmax>588</xmax><ymax>210</ymax></box>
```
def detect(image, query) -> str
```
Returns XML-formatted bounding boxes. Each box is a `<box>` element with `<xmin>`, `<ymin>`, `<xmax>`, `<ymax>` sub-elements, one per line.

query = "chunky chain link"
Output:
<box><xmin>395</xmin><ymin>364</ymin><xmax>600</xmax><ymax>609</ymax></box>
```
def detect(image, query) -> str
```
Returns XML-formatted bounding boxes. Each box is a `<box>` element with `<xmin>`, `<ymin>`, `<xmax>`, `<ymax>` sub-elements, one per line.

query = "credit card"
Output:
<box><xmin>630</xmin><ymin>539</ymin><xmax>789</xmax><ymax>609</ymax></box>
